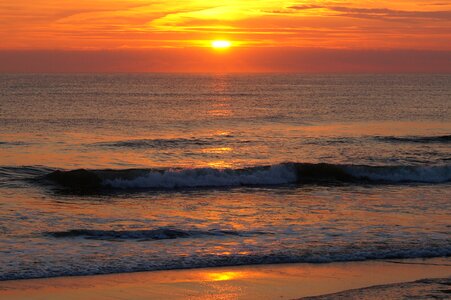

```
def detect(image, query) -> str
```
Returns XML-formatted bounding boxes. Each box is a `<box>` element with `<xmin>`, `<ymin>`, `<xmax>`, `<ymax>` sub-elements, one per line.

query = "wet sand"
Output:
<box><xmin>299</xmin><ymin>277</ymin><xmax>450</xmax><ymax>299</ymax></box>
<box><xmin>0</xmin><ymin>258</ymin><xmax>450</xmax><ymax>300</ymax></box>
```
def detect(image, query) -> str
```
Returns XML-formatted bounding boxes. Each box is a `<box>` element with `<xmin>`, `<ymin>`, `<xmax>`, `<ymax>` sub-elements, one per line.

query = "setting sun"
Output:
<box><xmin>211</xmin><ymin>40</ymin><xmax>232</xmax><ymax>49</ymax></box>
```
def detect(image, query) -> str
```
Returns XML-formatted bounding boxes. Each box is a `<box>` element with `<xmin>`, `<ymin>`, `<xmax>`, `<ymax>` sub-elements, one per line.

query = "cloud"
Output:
<box><xmin>1</xmin><ymin>1</ymin><xmax>450</xmax><ymax>50</ymax></box>
<box><xmin>289</xmin><ymin>5</ymin><xmax>451</xmax><ymax>21</ymax></box>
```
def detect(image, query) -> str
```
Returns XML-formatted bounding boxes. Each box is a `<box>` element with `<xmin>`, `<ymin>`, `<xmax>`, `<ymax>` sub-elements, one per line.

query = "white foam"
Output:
<box><xmin>103</xmin><ymin>164</ymin><xmax>298</xmax><ymax>189</ymax></box>
<box><xmin>101</xmin><ymin>163</ymin><xmax>451</xmax><ymax>189</ymax></box>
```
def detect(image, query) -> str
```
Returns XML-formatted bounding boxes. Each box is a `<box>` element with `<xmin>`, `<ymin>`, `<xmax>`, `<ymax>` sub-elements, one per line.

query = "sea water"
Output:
<box><xmin>0</xmin><ymin>73</ymin><xmax>450</xmax><ymax>280</ymax></box>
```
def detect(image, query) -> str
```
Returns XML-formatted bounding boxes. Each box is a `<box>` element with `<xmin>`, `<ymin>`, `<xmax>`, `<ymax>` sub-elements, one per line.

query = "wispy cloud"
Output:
<box><xmin>289</xmin><ymin>4</ymin><xmax>451</xmax><ymax>21</ymax></box>
<box><xmin>1</xmin><ymin>1</ymin><xmax>450</xmax><ymax>50</ymax></box>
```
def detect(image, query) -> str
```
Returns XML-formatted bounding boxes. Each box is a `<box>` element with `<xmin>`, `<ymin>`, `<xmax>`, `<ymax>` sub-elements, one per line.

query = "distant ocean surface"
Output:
<box><xmin>0</xmin><ymin>74</ymin><xmax>450</xmax><ymax>281</ymax></box>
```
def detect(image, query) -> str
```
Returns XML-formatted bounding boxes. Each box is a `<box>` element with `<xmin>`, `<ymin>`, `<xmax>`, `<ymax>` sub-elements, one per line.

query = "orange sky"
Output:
<box><xmin>1</xmin><ymin>1</ymin><xmax>451</xmax><ymax>72</ymax></box>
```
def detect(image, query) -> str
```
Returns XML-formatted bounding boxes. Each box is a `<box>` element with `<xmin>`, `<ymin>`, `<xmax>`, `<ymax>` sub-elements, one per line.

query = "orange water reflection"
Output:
<box><xmin>201</xmin><ymin>147</ymin><xmax>233</xmax><ymax>154</ymax></box>
<box><xmin>207</xmin><ymin>161</ymin><xmax>234</xmax><ymax>168</ymax></box>
<box><xmin>214</xmin><ymin>131</ymin><xmax>232</xmax><ymax>137</ymax></box>
<box><xmin>2</xmin><ymin>120</ymin><xmax>449</xmax><ymax>169</ymax></box>
<box><xmin>206</xmin><ymin>271</ymin><xmax>243</xmax><ymax>282</ymax></box>
<box><xmin>207</xmin><ymin>108</ymin><xmax>233</xmax><ymax>117</ymax></box>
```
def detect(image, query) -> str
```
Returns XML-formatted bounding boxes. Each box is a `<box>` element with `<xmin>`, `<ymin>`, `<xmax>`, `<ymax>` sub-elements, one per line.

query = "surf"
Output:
<box><xmin>41</xmin><ymin>163</ymin><xmax>451</xmax><ymax>191</ymax></box>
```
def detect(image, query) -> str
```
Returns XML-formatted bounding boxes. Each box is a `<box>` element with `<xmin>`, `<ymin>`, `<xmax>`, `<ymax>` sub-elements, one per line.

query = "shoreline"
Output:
<box><xmin>299</xmin><ymin>277</ymin><xmax>450</xmax><ymax>299</ymax></box>
<box><xmin>1</xmin><ymin>258</ymin><xmax>450</xmax><ymax>299</ymax></box>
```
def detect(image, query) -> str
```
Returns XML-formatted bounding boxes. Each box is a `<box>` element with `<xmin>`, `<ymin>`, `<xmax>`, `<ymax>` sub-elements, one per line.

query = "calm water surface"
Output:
<box><xmin>0</xmin><ymin>74</ymin><xmax>450</xmax><ymax>280</ymax></box>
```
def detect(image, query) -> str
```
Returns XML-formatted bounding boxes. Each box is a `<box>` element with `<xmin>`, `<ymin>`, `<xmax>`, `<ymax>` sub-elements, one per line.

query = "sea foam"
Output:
<box><xmin>42</xmin><ymin>163</ymin><xmax>451</xmax><ymax>190</ymax></box>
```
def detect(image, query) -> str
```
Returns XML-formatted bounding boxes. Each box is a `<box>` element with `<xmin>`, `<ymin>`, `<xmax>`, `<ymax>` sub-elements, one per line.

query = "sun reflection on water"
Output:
<box><xmin>206</xmin><ymin>271</ymin><xmax>242</xmax><ymax>281</ymax></box>
<box><xmin>201</xmin><ymin>147</ymin><xmax>233</xmax><ymax>154</ymax></box>
<box><xmin>207</xmin><ymin>161</ymin><xmax>234</xmax><ymax>168</ymax></box>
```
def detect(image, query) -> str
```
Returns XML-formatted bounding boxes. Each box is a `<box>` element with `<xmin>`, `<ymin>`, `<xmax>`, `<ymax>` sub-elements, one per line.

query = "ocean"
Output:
<box><xmin>0</xmin><ymin>73</ymin><xmax>450</xmax><ymax>281</ymax></box>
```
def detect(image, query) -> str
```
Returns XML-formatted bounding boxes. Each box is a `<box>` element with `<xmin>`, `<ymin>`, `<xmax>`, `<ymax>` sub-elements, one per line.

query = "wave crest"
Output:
<box><xmin>104</xmin><ymin>164</ymin><xmax>297</xmax><ymax>189</ymax></box>
<box><xmin>43</xmin><ymin>163</ymin><xmax>451</xmax><ymax>190</ymax></box>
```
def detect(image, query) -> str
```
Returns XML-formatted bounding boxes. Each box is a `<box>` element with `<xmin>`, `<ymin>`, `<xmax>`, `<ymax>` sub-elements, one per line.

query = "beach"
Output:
<box><xmin>1</xmin><ymin>258</ymin><xmax>450</xmax><ymax>299</ymax></box>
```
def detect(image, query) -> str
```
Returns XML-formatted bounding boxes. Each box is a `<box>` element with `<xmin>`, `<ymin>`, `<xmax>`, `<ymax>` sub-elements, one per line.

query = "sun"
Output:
<box><xmin>211</xmin><ymin>40</ymin><xmax>232</xmax><ymax>49</ymax></box>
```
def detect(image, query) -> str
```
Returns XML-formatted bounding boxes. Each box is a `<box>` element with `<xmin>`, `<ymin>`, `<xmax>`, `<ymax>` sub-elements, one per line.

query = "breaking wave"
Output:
<box><xmin>42</xmin><ymin>163</ymin><xmax>451</xmax><ymax>190</ymax></box>
<box><xmin>2</xmin><ymin>244</ymin><xmax>450</xmax><ymax>281</ymax></box>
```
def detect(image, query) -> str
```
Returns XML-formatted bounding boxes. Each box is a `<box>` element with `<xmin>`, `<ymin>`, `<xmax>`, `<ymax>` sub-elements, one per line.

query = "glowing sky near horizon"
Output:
<box><xmin>1</xmin><ymin>0</ymin><xmax>451</xmax><ymax>50</ymax></box>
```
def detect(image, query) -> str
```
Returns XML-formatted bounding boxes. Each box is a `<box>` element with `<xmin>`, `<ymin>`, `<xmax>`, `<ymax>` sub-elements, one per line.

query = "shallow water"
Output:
<box><xmin>0</xmin><ymin>74</ymin><xmax>450</xmax><ymax>280</ymax></box>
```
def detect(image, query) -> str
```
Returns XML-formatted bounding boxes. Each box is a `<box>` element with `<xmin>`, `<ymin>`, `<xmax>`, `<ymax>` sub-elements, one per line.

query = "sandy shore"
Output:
<box><xmin>299</xmin><ymin>277</ymin><xmax>450</xmax><ymax>299</ymax></box>
<box><xmin>0</xmin><ymin>258</ymin><xmax>450</xmax><ymax>300</ymax></box>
